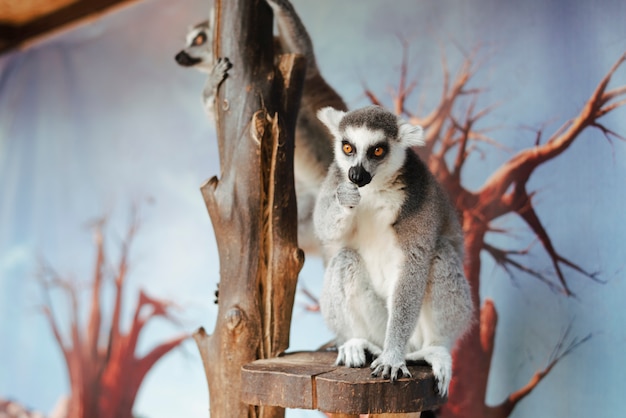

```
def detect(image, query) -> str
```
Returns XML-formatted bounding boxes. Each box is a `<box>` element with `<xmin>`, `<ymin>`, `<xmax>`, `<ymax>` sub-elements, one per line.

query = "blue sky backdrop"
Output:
<box><xmin>1</xmin><ymin>0</ymin><xmax>625</xmax><ymax>417</ymax></box>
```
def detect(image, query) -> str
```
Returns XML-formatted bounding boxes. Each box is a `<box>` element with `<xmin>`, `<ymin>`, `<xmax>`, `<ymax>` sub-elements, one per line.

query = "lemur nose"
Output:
<box><xmin>175</xmin><ymin>51</ymin><xmax>195</xmax><ymax>66</ymax></box>
<box><xmin>349</xmin><ymin>165</ymin><xmax>372</xmax><ymax>187</ymax></box>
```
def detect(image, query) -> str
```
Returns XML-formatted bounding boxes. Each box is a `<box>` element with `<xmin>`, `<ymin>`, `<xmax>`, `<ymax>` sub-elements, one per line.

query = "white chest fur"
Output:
<box><xmin>349</xmin><ymin>186</ymin><xmax>406</xmax><ymax>298</ymax></box>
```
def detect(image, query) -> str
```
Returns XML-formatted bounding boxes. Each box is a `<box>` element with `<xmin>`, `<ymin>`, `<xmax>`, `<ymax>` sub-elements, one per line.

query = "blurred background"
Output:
<box><xmin>1</xmin><ymin>0</ymin><xmax>625</xmax><ymax>417</ymax></box>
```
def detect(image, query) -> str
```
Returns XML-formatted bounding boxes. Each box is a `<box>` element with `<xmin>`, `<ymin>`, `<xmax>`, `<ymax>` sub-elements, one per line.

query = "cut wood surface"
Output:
<box><xmin>241</xmin><ymin>351</ymin><xmax>446</xmax><ymax>415</ymax></box>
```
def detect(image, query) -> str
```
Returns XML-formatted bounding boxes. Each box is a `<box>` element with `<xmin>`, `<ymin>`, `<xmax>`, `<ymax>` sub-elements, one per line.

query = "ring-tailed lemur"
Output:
<box><xmin>174</xmin><ymin>15</ymin><xmax>232</xmax><ymax>117</ymax></box>
<box><xmin>175</xmin><ymin>0</ymin><xmax>347</xmax><ymax>257</ymax></box>
<box><xmin>314</xmin><ymin>105</ymin><xmax>473</xmax><ymax>396</ymax></box>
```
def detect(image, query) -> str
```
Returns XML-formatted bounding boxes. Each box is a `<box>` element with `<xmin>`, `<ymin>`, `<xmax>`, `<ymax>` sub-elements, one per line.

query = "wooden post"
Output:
<box><xmin>193</xmin><ymin>0</ymin><xmax>305</xmax><ymax>417</ymax></box>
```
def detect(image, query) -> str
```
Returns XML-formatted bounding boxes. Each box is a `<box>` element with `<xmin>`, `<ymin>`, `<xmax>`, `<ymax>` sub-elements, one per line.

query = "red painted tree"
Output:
<box><xmin>37</xmin><ymin>212</ymin><xmax>188</xmax><ymax>418</ymax></box>
<box><xmin>364</xmin><ymin>45</ymin><xmax>626</xmax><ymax>417</ymax></box>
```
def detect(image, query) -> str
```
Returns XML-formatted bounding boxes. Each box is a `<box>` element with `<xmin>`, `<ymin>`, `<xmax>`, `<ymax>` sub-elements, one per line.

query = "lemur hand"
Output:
<box><xmin>337</xmin><ymin>182</ymin><xmax>360</xmax><ymax>208</ymax></box>
<box><xmin>203</xmin><ymin>58</ymin><xmax>232</xmax><ymax>115</ymax></box>
<box><xmin>212</xmin><ymin>57</ymin><xmax>232</xmax><ymax>86</ymax></box>
<box><xmin>204</xmin><ymin>57</ymin><xmax>232</xmax><ymax>96</ymax></box>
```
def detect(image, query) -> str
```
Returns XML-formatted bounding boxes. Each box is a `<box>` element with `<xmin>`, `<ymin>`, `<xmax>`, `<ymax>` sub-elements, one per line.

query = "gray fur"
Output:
<box><xmin>339</xmin><ymin>105</ymin><xmax>399</xmax><ymax>141</ymax></box>
<box><xmin>176</xmin><ymin>0</ymin><xmax>347</xmax><ymax>257</ymax></box>
<box><xmin>314</xmin><ymin>105</ymin><xmax>473</xmax><ymax>396</ymax></box>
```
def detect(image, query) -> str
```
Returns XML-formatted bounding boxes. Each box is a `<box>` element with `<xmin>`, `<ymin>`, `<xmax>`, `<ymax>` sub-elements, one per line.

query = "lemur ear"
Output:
<box><xmin>317</xmin><ymin>107</ymin><xmax>346</xmax><ymax>137</ymax></box>
<box><xmin>398</xmin><ymin>119</ymin><xmax>425</xmax><ymax>147</ymax></box>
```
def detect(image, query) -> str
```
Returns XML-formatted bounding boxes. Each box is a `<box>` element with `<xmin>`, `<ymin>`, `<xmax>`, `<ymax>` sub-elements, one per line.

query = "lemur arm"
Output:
<box><xmin>370</xmin><ymin>248</ymin><xmax>430</xmax><ymax>381</ymax></box>
<box><xmin>313</xmin><ymin>165</ymin><xmax>359</xmax><ymax>244</ymax></box>
<box><xmin>371</xmin><ymin>202</ymin><xmax>439</xmax><ymax>381</ymax></box>
<box><xmin>202</xmin><ymin>58</ymin><xmax>232</xmax><ymax>115</ymax></box>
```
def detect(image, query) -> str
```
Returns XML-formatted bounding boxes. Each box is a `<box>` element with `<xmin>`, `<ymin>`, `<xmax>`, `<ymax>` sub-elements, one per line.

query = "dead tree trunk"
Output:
<box><xmin>193</xmin><ymin>0</ymin><xmax>306</xmax><ymax>417</ymax></box>
<box><xmin>38</xmin><ymin>215</ymin><xmax>188</xmax><ymax>418</ymax></box>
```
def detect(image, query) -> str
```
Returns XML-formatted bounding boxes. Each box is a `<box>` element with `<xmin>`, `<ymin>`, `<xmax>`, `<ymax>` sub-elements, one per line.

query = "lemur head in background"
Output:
<box><xmin>174</xmin><ymin>20</ymin><xmax>214</xmax><ymax>73</ymax></box>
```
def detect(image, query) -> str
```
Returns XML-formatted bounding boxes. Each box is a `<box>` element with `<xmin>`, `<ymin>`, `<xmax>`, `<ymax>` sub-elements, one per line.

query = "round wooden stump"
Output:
<box><xmin>241</xmin><ymin>351</ymin><xmax>446</xmax><ymax>416</ymax></box>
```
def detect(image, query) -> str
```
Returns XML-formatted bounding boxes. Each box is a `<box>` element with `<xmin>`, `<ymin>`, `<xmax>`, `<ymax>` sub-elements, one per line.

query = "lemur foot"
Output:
<box><xmin>335</xmin><ymin>338</ymin><xmax>381</xmax><ymax>368</ymax></box>
<box><xmin>406</xmin><ymin>346</ymin><xmax>452</xmax><ymax>396</ymax></box>
<box><xmin>370</xmin><ymin>349</ymin><xmax>411</xmax><ymax>383</ymax></box>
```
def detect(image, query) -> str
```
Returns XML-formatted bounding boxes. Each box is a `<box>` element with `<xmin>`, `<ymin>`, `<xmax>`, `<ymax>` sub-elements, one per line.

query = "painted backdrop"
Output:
<box><xmin>1</xmin><ymin>0</ymin><xmax>625</xmax><ymax>417</ymax></box>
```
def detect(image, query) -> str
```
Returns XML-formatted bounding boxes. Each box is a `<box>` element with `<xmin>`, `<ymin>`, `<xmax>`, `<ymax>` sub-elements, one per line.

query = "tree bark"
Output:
<box><xmin>194</xmin><ymin>0</ymin><xmax>305</xmax><ymax>417</ymax></box>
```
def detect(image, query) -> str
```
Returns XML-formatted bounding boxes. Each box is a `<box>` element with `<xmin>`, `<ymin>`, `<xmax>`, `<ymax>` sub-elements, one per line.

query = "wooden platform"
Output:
<box><xmin>241</xmin><ymin>351</ymin><xmax>446</xmax><ymax>415</ymax></box>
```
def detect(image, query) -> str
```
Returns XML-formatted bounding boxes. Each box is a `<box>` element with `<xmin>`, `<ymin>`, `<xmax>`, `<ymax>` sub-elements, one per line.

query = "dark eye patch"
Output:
<box><xmin>367</xmin><ymin>142</ymin><xmax>388</xmax><ymax>159</ymax></box>
<box><xmin>192</xmin><ymin>32</ymin><xmax>207</xmax><ymax>46</ymax></box>
<box><xmin>342</xmin><ymin>140</ymin><xmax>356</xmax><ymax>156</ymax></box>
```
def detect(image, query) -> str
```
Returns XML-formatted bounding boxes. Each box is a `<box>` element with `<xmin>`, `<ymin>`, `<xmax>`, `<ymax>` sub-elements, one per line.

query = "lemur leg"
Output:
<box><xmin>321</xmin><ymin>248</ymin><xmax>383</xmax><ymax>368</ymax></box>
<box><xmin>202</xmin><ymin>57</ymin><xmax>232</xmax><ymax>115</ymax></box>
<box><xmin>406</xmin><ymin>243</ymin><xmax>473</xmax><ymax>397</ymax></box>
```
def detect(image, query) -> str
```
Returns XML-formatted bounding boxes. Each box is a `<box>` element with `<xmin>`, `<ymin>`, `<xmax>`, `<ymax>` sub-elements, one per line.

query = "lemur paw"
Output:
<box><xmin>406</xmin><ymin>346</ymin><xmax>452</xmax><ymax>397</ymax></box>
<box><xmin>336</xmin><ymin>182</ymin><xmax>360</xmax><ymax>208</ymax></box>
<box><xmin>213</xmin><ymin>57</ymin><xmax>232</xmax><ymax>84</ymax></box>
<box><xmin>336</xmin><ymin>338</ymin><xmax>382</xmax><ymax>368</ymax></box>
<box><xmin>203</xmin><ymin>58</ymin><xmax>232</xmax><ymax>114</ymax></box>
<box><xmin>370</xmin><ymin>350</ymin><xmax>411</xmax><ymax>383</ymax></box>
<box><xmin>430</xmin><ymin>358</ymin><xmax>451</xmax><ymax>397</ymax></box>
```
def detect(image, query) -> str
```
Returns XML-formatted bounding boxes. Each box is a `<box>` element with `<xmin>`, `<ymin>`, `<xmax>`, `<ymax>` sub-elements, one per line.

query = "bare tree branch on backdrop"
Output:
<box><xmin>37</xmin><ymin>211</ymin><xmax>188</xmax><ymax>418</ymax></box>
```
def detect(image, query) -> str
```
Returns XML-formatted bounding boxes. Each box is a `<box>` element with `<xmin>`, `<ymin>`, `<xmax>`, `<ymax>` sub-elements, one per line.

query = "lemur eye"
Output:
<box><xmin>342</xmin><ymin>143</ymin><xmax>354</xmax><ymax>155</ymax></box>
<box><xmin>369</xmin><ymin>144</ymin><xmax>387</xmax><ymax>159</ymax></box>
<box><xmin>193</xmin><ymin>33</ymin><xmax>206</xmax><ymax>46</ymax></box>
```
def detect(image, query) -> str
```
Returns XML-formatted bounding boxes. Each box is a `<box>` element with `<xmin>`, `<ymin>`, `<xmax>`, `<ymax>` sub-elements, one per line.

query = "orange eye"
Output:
<box><xmin>342</xmin><ymin>143</ymin><xmax>353</xmax><ymax>155</ymax></box>
<box><xmin>373</xmin><ymin>146</ymin><xmax>385</xmax><ymax>157</ymax></box>
<box><xmin>193</xmin><ymin>34</ymin><xmax>205</xmax><ymax>46</ymax></box>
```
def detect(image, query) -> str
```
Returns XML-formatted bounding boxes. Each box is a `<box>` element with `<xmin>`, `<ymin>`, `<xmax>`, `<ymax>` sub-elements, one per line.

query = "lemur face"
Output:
<box><xmin>175</xmin><ymin>21</ymin><xmax>214</xmax><ymax>73</ymax></box>
<box><xmin>318</xmin><ymin>106</ymin><xmax>425</xmax><ymax>188</ymax></box>
<box><xmin>337</xmin><ymin>126</ymin><xmax>394</xmax><ymax>187</ymax></box>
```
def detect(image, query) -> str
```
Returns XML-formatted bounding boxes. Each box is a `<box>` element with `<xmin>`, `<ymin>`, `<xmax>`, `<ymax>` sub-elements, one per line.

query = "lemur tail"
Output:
<box><xmin>267</xmin><ymin>0</ymin><xmax>319</xmax><ymax>78</ymax></box>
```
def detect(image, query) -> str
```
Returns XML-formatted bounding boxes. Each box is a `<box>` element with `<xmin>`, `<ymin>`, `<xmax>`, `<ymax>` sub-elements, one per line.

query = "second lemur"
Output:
<box><xmin>175</xmin><ymin>0</ymin><xmax>347</xmax><ymax>256</ymax></box>
<box><xmin>314</xmin><ymin>105</ymin><xmax>473</xmax><ymax>396</ymax></box>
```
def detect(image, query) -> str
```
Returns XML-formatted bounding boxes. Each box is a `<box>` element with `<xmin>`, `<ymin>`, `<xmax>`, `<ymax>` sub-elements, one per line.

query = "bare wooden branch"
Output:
<box><xmin>478</xmin><ymin>53</ymin><xmax>626</xmax><ymax>222</ymax></box>
<box><xmin>486</xmin><ymin>327</ymin><xmax>592</xmax><ymax>418</ymax></box>
<box><xmin>195</xmin><ymin>0</ymin><xmax>305</xmax><ymax>416</ymax></box>
<box><xmin>87</xmin><ymin>221</ymin><xmax>105</xmax><ymax>359</ymax></box>
<box><xmin>299</xmin><ymin>287</ymin><xmax>321</xmax><ymax>313</ymax></box>
<box><xmin>136</xmin><ymin>333</ymin><xmax>190</xmax><ymax>381</ymax></box>
<box><xmin>483</xmin><ymin>242</ymin><xmax>563</xmax><ymax>294</ymax></box>
<box><xmin>392</xmin><ymin>37</ymin><xmax>417</xmax><ymax>116</ymax></box>
<box><xmin>479</xmin><ymin>299</ymin><xmax>497</xmax><ymax>359</ymax></box>
<box><xmin>110</xmin><ymin>216</ymin><xmax>136</xmax><ymax>349</ymax></box>
<box><xmin>363</xmin><ymin>83</ymin><xmax>384</xmax><ymax>106</ymax></box>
